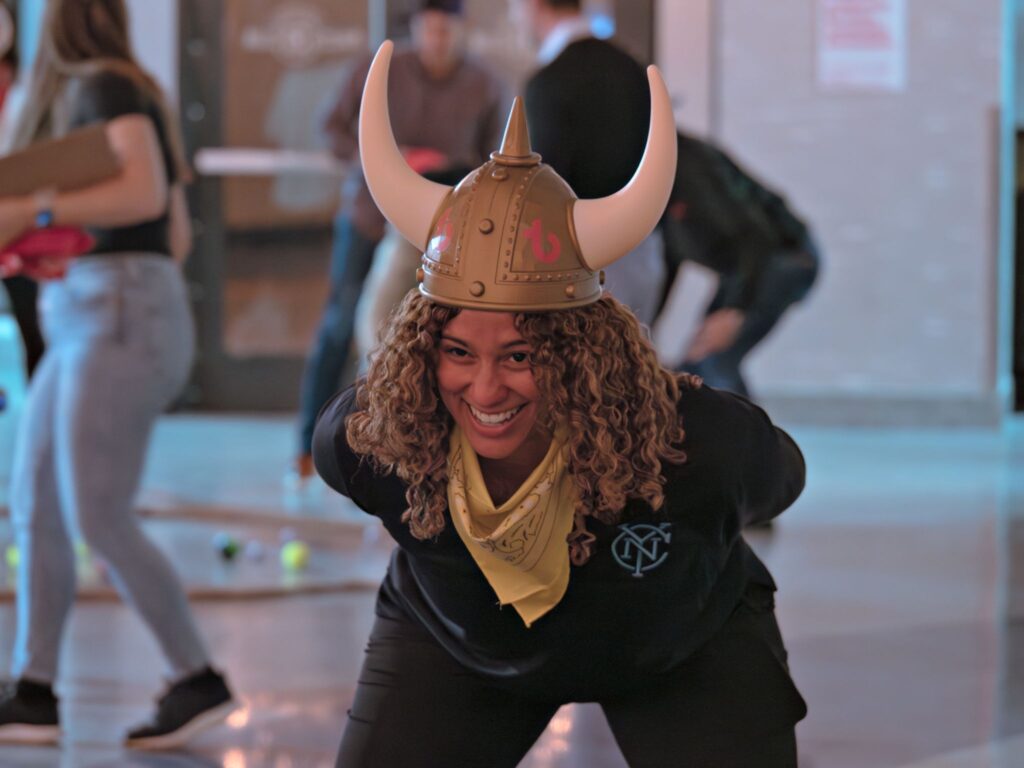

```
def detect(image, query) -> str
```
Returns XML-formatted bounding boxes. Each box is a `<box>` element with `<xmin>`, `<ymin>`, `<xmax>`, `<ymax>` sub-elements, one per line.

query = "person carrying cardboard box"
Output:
<box><xmin>0</xmin><ymin>0</ymin><xmax>235</xmax><ymax>750</ymax></box>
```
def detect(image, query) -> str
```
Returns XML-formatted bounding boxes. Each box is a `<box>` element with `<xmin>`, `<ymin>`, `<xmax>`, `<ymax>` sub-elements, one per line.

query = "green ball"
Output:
<box><xmin>280</xmin><ymin>540</ymin><xmax>310</xmax><ymax>571</ymax></box>
<box><xmin>5</xmin><ymin>544</ymin><xmax>19</xmax><ymax>570</ymax></box>
<box><xmin>213</xmin><ymin>532</ymin><xmax>241</xmax><ymax>561</ymax></box>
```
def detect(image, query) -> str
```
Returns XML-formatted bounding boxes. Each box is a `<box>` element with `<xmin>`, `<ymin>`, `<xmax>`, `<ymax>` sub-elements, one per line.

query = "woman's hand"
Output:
<box><xmin>0</xmin><ymin>195</ymin><xmax>34</xmax><ymax>251</ymax></box>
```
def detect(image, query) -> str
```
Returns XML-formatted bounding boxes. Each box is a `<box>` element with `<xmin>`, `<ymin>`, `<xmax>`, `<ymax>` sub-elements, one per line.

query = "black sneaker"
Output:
<box><xmin>0</xmin><ymin>678</ymin><xmax>60</xmax><ymax>744</ymax></box>
<box><xmin>125</xmin><ymin>666</ymin><xmax>236</xmax><ymax>750</ymax></box>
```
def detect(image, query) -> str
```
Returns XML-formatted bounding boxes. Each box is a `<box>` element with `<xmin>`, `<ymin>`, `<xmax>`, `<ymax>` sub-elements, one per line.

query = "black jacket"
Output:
<box><xmin>524</xmin><ymin>38</ymin><xmax>650</xmax><ymax>199</ymax></box>
<box><xmin>661</xmin><ymin>132</ymin><xmax>817</xmax><ymax>311</ymax></box>
<box><xmin>314</xmin><ymin>382</ymin><xmax>805</xmax><ymax>697</ymax></box>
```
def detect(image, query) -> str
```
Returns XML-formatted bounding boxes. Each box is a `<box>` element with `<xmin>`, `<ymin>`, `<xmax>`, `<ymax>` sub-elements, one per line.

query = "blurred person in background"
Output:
<box><xmin>0</xmin><ymin>0</ymin><xmax>234</xmax><ymax>749</ymax></box>
<box><xmin>292</xmin><ymin>0</ymin><xmax>507</xmax><ymax>486</ymax></box>
<box><xmin>510</xmin><ymin>0</ymin><xmax>666</xmax><ymax>326</ymax></box>
<box><xmin>353</xmin><ymin>223</ymin><xmax>419</xmax><ymax>366</ymax></box>
<box><xmin>0</xmin><ymin>0</ymin><xmax>45</xmax><ymax>377</ymax></box>
<box><xmin>353</xmin><ymin>164</ymin><xmax>475</xmax><ymax>366</ymax></box>
<box><xmin>659</xmin><ymin>131</ymin><xmax>820</xmax><ymax>399</ymax></box>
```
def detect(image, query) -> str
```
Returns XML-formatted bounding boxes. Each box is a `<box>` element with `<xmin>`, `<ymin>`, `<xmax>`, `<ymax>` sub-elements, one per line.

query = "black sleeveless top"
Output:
<box><xmin>65</xmin><ymin>71</ymin><xmax>177</xmax><ymax>257</ymax></box>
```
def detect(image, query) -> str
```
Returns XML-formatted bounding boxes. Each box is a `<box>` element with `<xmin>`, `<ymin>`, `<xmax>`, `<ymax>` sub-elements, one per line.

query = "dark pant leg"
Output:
<box><xmin>600</xmin><ymin>584</ymin><xmax>807</xmax><ymax>768</ymax></box>
<box><xmin>337</xmin><ymin>615</ymin><xmax>559</xmax><ymax>768</ymax></box>
<box><xmin>679</xmin><ymin>282</ymin><xmax>754</xmax><ymax>397</ymax></box>
<box><xmin>298</xmin><ymin>216</ymin><xmax>379</xmax><ymax>454</ymax></box>
<box><xmin>682</xmin><ymin>240</ymin><xmax>819</xmax><ymax>398</ymax></box>
<box><xmin>4</xmin><ymin>277</ymin><xmax>43</xmax><ymax>376</ymax></box>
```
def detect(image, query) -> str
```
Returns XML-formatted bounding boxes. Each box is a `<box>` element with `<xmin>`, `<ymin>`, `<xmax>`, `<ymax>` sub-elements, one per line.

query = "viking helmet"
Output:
<box><xmin>359</xmin><ymin>41</ymin><xmax>677</xmax><ymax>312</ymax></box>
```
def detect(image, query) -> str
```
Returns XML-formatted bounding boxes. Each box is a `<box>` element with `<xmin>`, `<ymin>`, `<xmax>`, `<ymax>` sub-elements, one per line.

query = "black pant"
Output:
<box><xmin>681</xmin><ymin>241</ymin><xmax>820</xmax><ymax>398</ymax></box>
<box><xmin>298</xmin><ymin>215</ymin><xmax>379</xmax><ymax>454</ymax></box>
<box><xmin>336</xmin><ymin>586</ymin><xmax>806</xmax><ymax>767</ymax></box>
<box><xmin>4</xmin><ymin>277</ymin><xmax>43</xmax><ymax>376</ymax></box>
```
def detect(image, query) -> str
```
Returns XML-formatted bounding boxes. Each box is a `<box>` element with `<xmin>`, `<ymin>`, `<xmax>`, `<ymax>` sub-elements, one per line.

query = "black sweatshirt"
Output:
<box><xmin>314</xmin><ymin>383</ymin><xmax>805</xmax><ymax>698</ymax></box>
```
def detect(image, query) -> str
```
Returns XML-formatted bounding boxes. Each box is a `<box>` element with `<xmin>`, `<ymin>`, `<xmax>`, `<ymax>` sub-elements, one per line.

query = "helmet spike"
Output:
<box><xmin>491</xmin><ymin>98</ymin><xmax>541</xmax><ymax>167</ymax></box>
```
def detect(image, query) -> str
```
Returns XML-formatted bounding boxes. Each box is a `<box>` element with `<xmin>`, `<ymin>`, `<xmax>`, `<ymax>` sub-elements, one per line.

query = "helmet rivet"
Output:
<box><xmin>416</xmin><ymin>268</ymin><xmax>425</xmax><ymax>282</ymax></box>
<box><xmin>469</xmin><ymin>281</ymin><xmax>485</xmax><ymax>297</ymax></box>
<box><xmin>599</xmin><ymin>270</ymin><xmax>606</xmax><ymax>286</ymax></box>
<box><xmin>491</xmin><ymin>167</ymin><xmax>509</xmax><ymax>181</ymax></box>
<box><xmin>565</xmin><ymin>284</ymin><xmax>576</xmax><ymax>298</ymax></box>
<box><xmin>479</xmin><ymin>218</ymin><xmax>494</xmax><ymax>234</ymax></box>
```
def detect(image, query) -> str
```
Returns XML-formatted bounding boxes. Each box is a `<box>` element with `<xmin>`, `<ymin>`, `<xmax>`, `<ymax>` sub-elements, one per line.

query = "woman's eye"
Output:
<box><xmin>509</xmin><ymin>351</ymin><xmax>530</xmax><ymax>364</ymax></box>
<box><xmin>444</xmin><ymin>346</ymin><xmax>469</xmax><ymax>358</ymax></box>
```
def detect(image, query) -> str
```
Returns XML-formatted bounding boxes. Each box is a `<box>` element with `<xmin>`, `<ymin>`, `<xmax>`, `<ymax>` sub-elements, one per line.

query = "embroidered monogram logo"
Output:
<box><xmin>612</xmin><ymin>523</ymin><xmax>672</xmax><ymax>578</ymax></box>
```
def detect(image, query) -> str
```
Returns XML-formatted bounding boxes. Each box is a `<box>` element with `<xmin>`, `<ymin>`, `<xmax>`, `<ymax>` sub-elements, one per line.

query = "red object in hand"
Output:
<box><xmin>402</xmin><ymin>147</ymin><xmax>449</xmax><ymax>175</ymax></box>
<box><xmin>0</xmin><ymin>227</ymin><xmax>95</xmax><ymax>280</ymax></box>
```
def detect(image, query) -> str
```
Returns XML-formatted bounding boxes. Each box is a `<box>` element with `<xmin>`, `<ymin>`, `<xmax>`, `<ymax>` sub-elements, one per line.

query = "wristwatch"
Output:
<box><xmin>32</xmin><ymin>188</ymin><xmax>56</xmax><ymax>229</ymax></box>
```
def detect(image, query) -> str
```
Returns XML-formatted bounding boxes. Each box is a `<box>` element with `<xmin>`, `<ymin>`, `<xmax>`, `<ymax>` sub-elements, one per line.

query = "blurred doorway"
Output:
<box><xmin>179</xmin><ymin>0</ymin><xmax>362</xmax><ymax>410</ymax></box>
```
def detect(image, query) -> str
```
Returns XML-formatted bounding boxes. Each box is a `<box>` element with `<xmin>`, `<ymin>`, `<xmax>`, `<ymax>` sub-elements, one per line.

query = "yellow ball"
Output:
<box><xmin>280</xmin><ymin>540</ymin><xmax>310</xmax><ymax>571</ymax></box>
<box><xmin>5</xmin><ymin>544</ymin><xmax>19</xmax><ymax>570</ymax></box>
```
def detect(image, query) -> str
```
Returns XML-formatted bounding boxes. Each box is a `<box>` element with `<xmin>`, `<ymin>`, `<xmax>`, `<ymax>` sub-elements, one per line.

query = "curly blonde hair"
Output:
<box><xmin>346</xmin><ymin>292</ymin><xmax>698</xmax><ymax>563</ymax></box>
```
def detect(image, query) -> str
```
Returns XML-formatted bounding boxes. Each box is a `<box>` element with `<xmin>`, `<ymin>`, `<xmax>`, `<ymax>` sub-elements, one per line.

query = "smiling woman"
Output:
<box><xmin>437</xmin><ymin>312</ymin><xmax>545</xmax><ymax>468</ymax></box>
<box><xmin>313</xmin><ymin>39</ymin><xmax>808</xmax><ymax>768</ymax></box>
<box><xmin>346</xmin><ymin>290</ymin><xmax>687</xmax><ymax>558</ymax></box>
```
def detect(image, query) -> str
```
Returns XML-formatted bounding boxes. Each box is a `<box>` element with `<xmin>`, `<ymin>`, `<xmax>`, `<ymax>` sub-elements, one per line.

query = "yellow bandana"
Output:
<box><xmin>447</xmin><ymin>425</ymin><xmax>576</xmax><ymax>627</ymax></box>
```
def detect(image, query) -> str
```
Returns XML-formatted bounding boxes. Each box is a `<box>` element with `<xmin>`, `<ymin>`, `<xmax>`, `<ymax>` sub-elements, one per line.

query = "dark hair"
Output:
<box><xmin>545</xmin><ymin>0</ymin><xmax>582</xmax><ymax>9</ymax></box>
<box><xmin>420</xmin><ymin>0</ymin><xmax>464</xmax><ymax>15</ymax></box>
<box><xmin>1</xmin><ymin>1</ymin><xmax>16</xmax><ymax>70</ymax></box>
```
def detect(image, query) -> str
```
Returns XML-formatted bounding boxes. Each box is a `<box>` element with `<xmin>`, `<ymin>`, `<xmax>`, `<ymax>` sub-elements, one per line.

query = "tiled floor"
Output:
<box><xmin>0</xmin><ymin>414</ymin><xmax>1022</xmax><ymax>767</ymax></box>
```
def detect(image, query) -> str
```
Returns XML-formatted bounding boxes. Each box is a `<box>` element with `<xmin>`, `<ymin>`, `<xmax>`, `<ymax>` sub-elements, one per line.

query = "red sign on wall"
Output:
<box><xmin>818</xmin><ymin>0</ymin><xmax>906</xmax><ymax>91</ymax></box>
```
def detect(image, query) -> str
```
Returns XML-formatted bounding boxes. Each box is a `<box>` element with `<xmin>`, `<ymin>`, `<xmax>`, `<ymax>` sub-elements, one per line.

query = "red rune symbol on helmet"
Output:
<box><xmin>522</xmin><ymin>218</ymin><xmax>561</xmax><ymax>264</ymax></box>
<box><xmin>428</xmin><ymin>207</ymin><xmax>454</xmax><ymax>259</ymax></box>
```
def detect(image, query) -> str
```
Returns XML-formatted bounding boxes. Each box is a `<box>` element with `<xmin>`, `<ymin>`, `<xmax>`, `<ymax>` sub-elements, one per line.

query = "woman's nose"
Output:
<box><xmin>469</xmin><ymin>363</ymin><xmax>506</xmax><ymax>407</ymax></box>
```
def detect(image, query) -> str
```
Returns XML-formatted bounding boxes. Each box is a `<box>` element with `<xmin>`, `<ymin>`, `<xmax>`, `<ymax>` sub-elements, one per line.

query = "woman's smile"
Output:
<box><xmin>436</xmin><ymin>311</ymin><xmax>549</xmax><ymax>465</ymax></box>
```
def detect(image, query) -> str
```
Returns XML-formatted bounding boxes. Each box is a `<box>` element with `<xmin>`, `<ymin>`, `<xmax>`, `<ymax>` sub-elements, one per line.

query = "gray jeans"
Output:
<box><xmin>10</xmin><ymin>255</ymin><xmax>209</xmax><ymax>683</ymax></box>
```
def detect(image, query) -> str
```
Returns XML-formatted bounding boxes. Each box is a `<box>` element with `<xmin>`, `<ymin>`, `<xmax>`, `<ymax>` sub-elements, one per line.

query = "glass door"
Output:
<box><xmin>179</xmin><ymin>0</ymin><xmax>367</xmax><ymax>410</ymax></box>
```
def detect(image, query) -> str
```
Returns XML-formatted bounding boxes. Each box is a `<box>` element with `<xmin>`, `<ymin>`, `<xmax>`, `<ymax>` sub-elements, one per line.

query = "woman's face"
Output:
<box><xmin>436</xmin><ymin>310</ymin><xmax>548</xmax><ymax>463</ymax></box>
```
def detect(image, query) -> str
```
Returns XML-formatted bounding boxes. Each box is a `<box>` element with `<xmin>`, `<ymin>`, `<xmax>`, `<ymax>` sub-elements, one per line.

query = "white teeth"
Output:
<box><xmin>468</xmin><ymin>404</ymin><xmax>523</xmax><ymax>426</ymax></box>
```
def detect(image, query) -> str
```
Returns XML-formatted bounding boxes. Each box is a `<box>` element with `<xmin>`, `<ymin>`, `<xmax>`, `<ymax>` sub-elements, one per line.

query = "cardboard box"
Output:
<box><xmin>0</xmin><ymin>123</ymin><xmax>120</xmax><ymax>197</ymax></box>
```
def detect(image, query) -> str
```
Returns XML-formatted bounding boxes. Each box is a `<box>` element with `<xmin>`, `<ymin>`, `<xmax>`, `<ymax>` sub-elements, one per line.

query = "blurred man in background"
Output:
<box><xmin>659</xmin><ymin>131</ymin><xmax>820</xmax><ymax>399</ymax></box>
<box><xmin>292</xmin><ymin>0</ymin><xmax>506</xmax><ymax>485</ymax></box>
<box><xmin>510</xmin><ymin>0</ymin><xmax>665</xmax><ymax>326</ymax></box>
